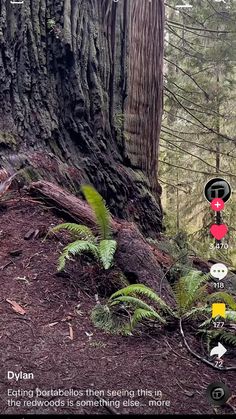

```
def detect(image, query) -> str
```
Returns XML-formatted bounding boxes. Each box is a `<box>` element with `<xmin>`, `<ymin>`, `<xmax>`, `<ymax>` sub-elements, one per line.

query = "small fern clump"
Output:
<box><xmin>198</xmin><ymin>295</ymin><xmax>236</xmax><ymax>349</ymax></box>
<box><xmin>49</xmin><ymin>185</ymin><xmax>117</xmax><ymax>271</ymax></box>
<box><xmin>92</xmin><ymin>283</ymin><xmax>175</xmax><ymax>335</ymax></box>
<box><xmin>92</xmin><ymin>270</ymin><xmax>236</xmax><ymax>338</ymax></box>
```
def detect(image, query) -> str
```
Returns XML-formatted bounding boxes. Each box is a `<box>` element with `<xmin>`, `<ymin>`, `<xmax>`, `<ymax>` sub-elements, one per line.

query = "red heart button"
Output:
<box><xmin>210</xmin><ymin>224</ymin><xmax>228</xmax><ymax>240</ymax></box>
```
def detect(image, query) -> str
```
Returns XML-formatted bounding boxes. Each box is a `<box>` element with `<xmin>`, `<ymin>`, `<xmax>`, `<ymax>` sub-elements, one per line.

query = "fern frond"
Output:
<box><xmin>226</xmin><ymin>310</ymin><xmax>236</xmax><ymax>322</ymax></box>
<box><xmin>110</xmin><ymin>284</ymin><xmax>172</xmax><ymax>313</ymax></box>
<box><xmin>58</xmin><ymin>240</ymin><xmax>99</xmax><ymax>271</ymax></box>
<box><xmin>110</xmin><ymin>294</ymin><xmax>154</xmax><ymax>309</ymax></box>
<box><xmin>199</xmin><ymin>318</ymin><xmax>212</xmax><ymax>328</ymax></box>
<box><xmin>98</xmin><ymin>239</ymin><xmax>117</xmax><ymax>270</ymax></box>
<box><xmin>110</xmin><ymin>296</ymin><xmax>166</xmax><ymax>323</ymax></box>
<box><xmin>174</xmin><ymin>270</ymin><xmax>208</xmax><ymax>312</ymax></box>
<box><xmin>91</xmin><ymin>305</ymin><xmax>114</xmax><ymax>331</ymax></box>
<box><xmin>183</xmin><ymin>305</ymin><xmax>211</xmax><ymax>320</ymax></box>
<box><xmin>130</xmin><ymin>308</ymin><xmax>166</xmax><ymax>330</ymax></box>
<box><xmin>207</xmin><ymin>292</ymin><xmax>236</xmax><ymax>310</ymax></box>
<box><xmin>81</xmin><ymin>185</ymin><xmax>111</xmax><ymax>240</ymax></box>
<box><xmin>204</xmin><ymin>329</ymin><xmax>236</xmax><ymax>347</ymax></box>
<box><xmin>50</xmin><ymin>223</ymin><xmax>96</xmax><ymax>241</ymax></box>
<box><xmin>91</xmin><ymin>304</ymin><xmax>128</xmax><ymax>334</ymax></box>
<box><xmin>218</xmin><ymin>331</ymin><xmax>236</xmax><ymax>346</ymax></box>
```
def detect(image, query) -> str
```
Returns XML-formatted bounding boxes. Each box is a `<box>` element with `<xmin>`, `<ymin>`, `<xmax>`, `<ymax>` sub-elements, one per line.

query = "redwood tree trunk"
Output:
<box><xmin>0</xmin><ymin>0</ymin><xmax>164</xmax><ymax>236</ymax></box>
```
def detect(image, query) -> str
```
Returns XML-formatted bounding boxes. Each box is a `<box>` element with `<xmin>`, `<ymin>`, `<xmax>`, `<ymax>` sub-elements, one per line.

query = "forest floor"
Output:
<box><xmin>0</xmin><ymin>196</ymin><xmax>235</xmax><ymax>415</ymax></box>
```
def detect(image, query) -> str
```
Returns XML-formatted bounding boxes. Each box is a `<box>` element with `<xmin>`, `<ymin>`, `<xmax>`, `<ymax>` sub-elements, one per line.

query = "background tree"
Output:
<box><xmin>160</xmin><ymin>0</ymin><xmax>236</xmax><ymax>262</ymax></box>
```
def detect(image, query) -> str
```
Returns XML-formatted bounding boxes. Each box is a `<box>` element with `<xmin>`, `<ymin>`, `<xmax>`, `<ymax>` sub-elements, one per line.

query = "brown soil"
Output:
<box><xmin>0</xmin><ymin>197</ymin><xmax>235</xmax><ymax>415</ymax></box>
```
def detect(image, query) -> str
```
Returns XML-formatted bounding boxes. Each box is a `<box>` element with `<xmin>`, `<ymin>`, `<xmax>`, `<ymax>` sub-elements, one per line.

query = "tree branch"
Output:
<box><xmin>164</xmin><ymin>74</ymin><xmax>203</xmax><ymax>96</ymax></box>
<box><xmin>159</xmin><ymin>159</ymin><xmax>236</xmax><ymax>178</ymax></box>
<box><xmin>159</xmin><ymin>178</ymin><xmax>188</xmax><ymax>194</ymax></box>
<box><xmin>161</xmin><ymin>126</ymin><xmax>236</xmax><ymax>158</ymax></box>
<box><xmin>165</xmin><ymin>86</ymin><xmax>224</xmax><ymax>117</ymax></box>
<box><xmin>165</xmin><ymin>89</ymin><xmax>236</xmax><ymax>143</ymax></box>
<box><xmin>164</xmin><ymin>57</ymin><xmax>209</xmax><ymax>98</ymax></box>
<box><xmin>167</xmin><ymin>19</ymin><xmax>234</xmax><ymax>34</ymax></box>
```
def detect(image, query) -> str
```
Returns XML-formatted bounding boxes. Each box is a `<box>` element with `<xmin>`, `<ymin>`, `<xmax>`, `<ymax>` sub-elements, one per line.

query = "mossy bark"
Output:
<box><xmin>0</xmin><ymin>0</ymin><xmax>164</xmax><ymax>236</ymax></box>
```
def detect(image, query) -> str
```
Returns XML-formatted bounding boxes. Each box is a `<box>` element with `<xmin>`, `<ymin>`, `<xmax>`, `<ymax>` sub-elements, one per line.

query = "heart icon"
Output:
<box><xmin>210</xmin><ymin>224</ymin><xmax>228</xmax><ymax>240</ymax></box>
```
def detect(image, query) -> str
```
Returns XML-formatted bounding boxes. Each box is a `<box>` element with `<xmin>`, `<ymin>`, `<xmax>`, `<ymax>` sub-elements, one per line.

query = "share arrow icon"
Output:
<box><xmin>210</xmin><ymin>342</ymin><xmax>227</xmax><ymax>359</ymax></box>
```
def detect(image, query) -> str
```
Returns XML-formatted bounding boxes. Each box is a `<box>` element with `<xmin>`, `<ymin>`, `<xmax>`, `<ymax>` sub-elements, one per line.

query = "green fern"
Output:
<box><xmin>206</xmin><ymin>292</ymin><xmax>236</xmax><ymax>310</ymax></box>
<box><xmin>130</xmin><ymin>308</ymin><xmax>166</xmax><ymax>330</ymax></box>
<box><xmin>92</xmin><ymin>298</ymin><xmax>166</xmax><ymax>336</ymax></box>
<box><xmin>91</xmin><ymin>304</ymin><xmax>128</xmax><ymax>334</ymax></box>
<box><xmin>110</xmin><ymin>284</ymin><xmax>173</xmax><ymax>314</ymax></box>
<box><xmin>91</xmin><ymin>269</ymin><xmax>236</xmax><ymax>336</ymax></box>
<box><xmin>110</xmin><ymin>295</ymin><xmax>158</xmax><ymax>312</ymax></box>
<box><xmin>107</xmin><ymin>285</ymin><xmax>167</xmax><ymax>333</ymax></box>
<box><xmin>173</xmin><ymin>271</ymin><xmax>208</xmax><ymax>313</ymax></box>
<box><xmin>58</xmin><ymin>240</ymin><xmax>99</xmax><ymax>271</ymax></box>
<box><xmin>98</xmin><ymin>239</ymin><xmax>117</xmax><ymax>270</ymax></box>
<box><xmin>200</xmin><ymin>329</ymin><xmax>236</xmax><ymax>347</ymax></box>
<box><xmin>50</xmin><ymin>223</ymin><xmax>96</xmax><ymax>241</ymax></box>
<box><xmin>183</xmin><ymin>305</ymin><xmax>211</xmax><ymax>320</ymax></box>
<box><xmin>81</xmin><ymin>185</ymin><xmax>111</xmax><ymax>240</ymax></box>
<box><xmin>225</xmin><ymin>310</ymin><xmax>236</xmax><ymax>321</ymax></box>
<box><xmin>218</xmin><ymin>331</ymin><xmax>236</xmax><ymax>346</ymax></box>
<box><xmin>49</xmin><ymin>186</ymin><xmax>117</xmax><ymax>271</ymax></box>
<box><xmin>91</xmin><ymin>305</ymin><xmax>114</xmax><ymax>332</ymax></box>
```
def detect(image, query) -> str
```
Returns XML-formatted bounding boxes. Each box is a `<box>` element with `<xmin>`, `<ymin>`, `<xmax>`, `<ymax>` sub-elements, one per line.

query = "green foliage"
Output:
<box><xmin>174</xmin><ymin>271</ymin><xmax>208</xmax><ymax>314</ymax></box>
<box><xmin>110</xmin><ymin>284</ymin><xmax>173</xmax><ymax>314</ymax></box>
<box><xmin>92</xmin><ymin>283</ymin><xmax>168</xmax><ymax>334</ymax></box>
<box><xmin>160</xmin><ymin>1</ymin><xmax>236</xmax><ymax>261</ymax></box>
<box><xmin>58</xmin><ymin>240</ymin><xmax>99</xmax><ymax>271</ymax></box>
<box><xmin>182</xmin><ymin>306</ymin><xmax>211</xmax><ymax>320</ymax></box>
<box><xmin>225</xmin><ymin>310</ymin><xmax>236</xmax><ymax>322</ymax></box>
<box><xmin>50</xmin><ymin>223</ymin><xmax>96</xmax><ymax>241</ymax></box>
<box><xmin>199</xmin><ymin>328</ymin><xmax>236</xmax><ymax>349</ymax></box>
<box><xmin>130</xmin><ymin>308</ymin><xmax>165</xmax><ymax>331</ymax></box>
<box><xmin>216</xmin><ymin>331</ymin><xmax>236</xmax><ymax>346</ymax></box>
<box><xmin>81</xmin><ymin>185</ymin><xmax>110</xmax><ymax>240</ymax></box>
<box><xmin>92</xmin><ymin>270</ymin><xmax>236</xmax><ymax>339</ymax></box>
<box><xmin>91</xmin><ymin>304</ymin><xmax>127</xmax><ymax>334</ymax></box>
<box><xmin>206</xmin><ymin>292</ymin><xmax>236</xmax><ymax>310</ymax></box>
<box><xmin>150</xmin><ymin>237</ymin><xmax>194</xmax><ymax>282</ymax></box>
<box><xmin>47</xmin><ymin>19</ymin><xmax>56</xmax><ymax>30</ymax></box>
<box><xmin>49</xmin><ymin>186</ymin><xmax>116</xmax><ymax>271</ymax></box>
<box><xmin>98</xmin><ymin>240</ymin><xmax>117</xmax><ymax>270</ymax></box>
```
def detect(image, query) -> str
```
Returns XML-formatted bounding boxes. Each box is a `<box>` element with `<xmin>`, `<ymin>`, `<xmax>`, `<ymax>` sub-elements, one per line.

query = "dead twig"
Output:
<box><xmin>179</xmin><ymin>318</ymin><xmax>236</xmax><ymax>371</ymax></box>
<box><xmin>0</xmin><ymin>260</ymin><xmax>13</xmax><ymax>270</ymax></box>
<box><xmin>226</xmin><ymin>396</ymin><xmax>236</xmax><ymax>413</ymax></box>
<box><xmin>24</xmin><ymin>251</ymin><xmax>44</xmax><ymax>269</ymax></box>
<box><xmin>3</xmin><ymin>198</ymin><xmax>44</xmax><ymax>205</ymax></box>
<box><xmin>164</xmin><ymin>337</ymin><xmax>199</xmax><ymax>365</ymax></box>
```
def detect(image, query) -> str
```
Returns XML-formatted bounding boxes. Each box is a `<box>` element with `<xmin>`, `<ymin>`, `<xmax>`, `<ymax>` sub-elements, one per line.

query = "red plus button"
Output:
<box><xmin>211</xmin><ymin>198</ymin><xmax>224</xmax><ymax>211</ymax></box>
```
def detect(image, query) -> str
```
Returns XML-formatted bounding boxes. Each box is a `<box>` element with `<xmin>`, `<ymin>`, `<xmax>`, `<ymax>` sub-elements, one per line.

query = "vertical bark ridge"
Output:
<box><xmin>124</xmin><ymin>0</ymin><xmax>164</xmax><ymax>195</ymax></box>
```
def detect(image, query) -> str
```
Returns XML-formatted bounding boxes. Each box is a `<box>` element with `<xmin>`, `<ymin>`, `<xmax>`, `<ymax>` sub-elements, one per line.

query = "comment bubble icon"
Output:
<box><xmin>210</xmin><ymin>263</ymin><xmax>228</xmax><ymax>281</ymax></box>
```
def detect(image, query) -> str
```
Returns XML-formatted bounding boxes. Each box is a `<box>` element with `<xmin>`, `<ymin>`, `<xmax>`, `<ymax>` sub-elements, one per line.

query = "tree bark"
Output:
<box><xmin>0</xmin><ymin>0</ymin><xmax>164</xmax><ymax>236</ymax></box>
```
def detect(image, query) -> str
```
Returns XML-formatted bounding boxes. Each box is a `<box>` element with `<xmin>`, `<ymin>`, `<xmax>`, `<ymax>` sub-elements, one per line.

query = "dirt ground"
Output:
<box><xmin>0</xmin><ymin>197</ymin><xmax>235</xmax><ymax>415</ymax></box>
